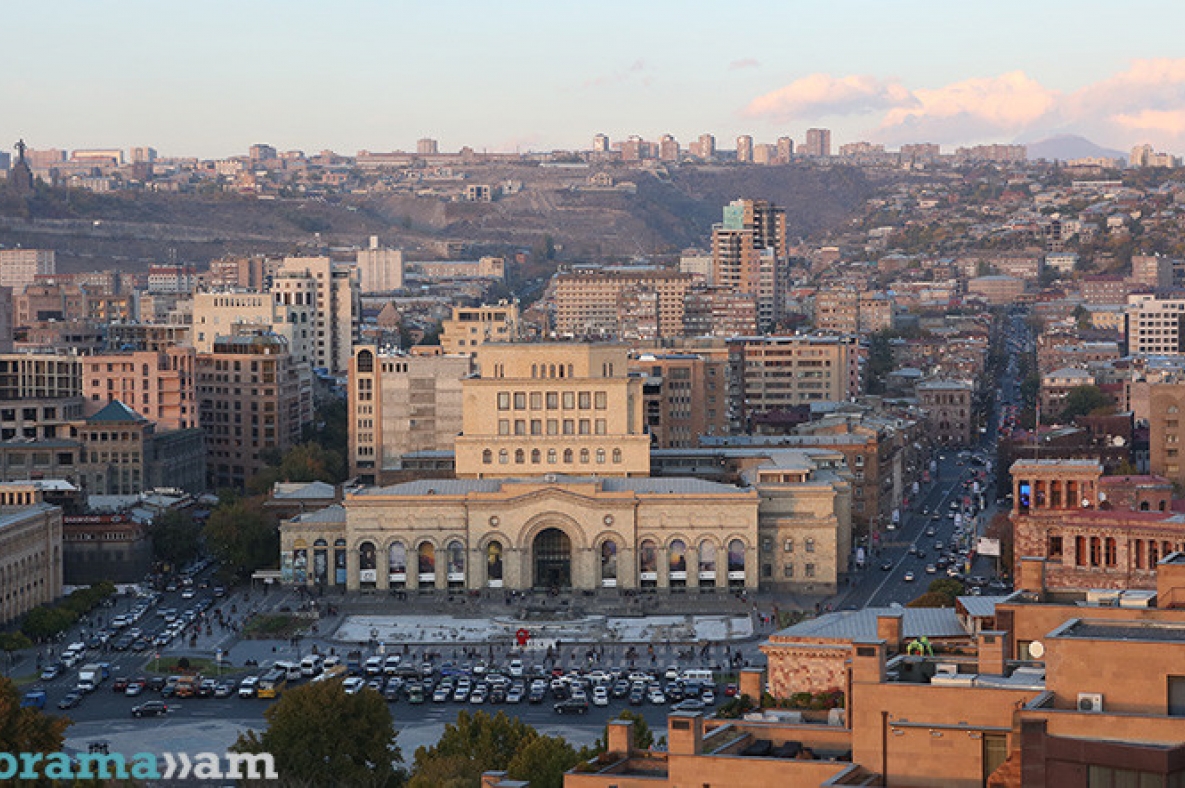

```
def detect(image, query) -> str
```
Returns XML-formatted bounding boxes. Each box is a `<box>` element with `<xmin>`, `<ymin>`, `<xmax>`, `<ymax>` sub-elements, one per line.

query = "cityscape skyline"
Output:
<box><xmin>3</xmin><ymin>0</ymin><xmax>1185</xmax><ymax>158</ymax></box>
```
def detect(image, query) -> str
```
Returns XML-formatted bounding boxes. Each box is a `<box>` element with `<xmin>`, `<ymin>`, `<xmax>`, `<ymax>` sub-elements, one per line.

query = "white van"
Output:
<box><xmin>300</xmin><ymin>655</ymin><xmax>323</xmax><ymax>677</ymax></box>
<box><xmin>273</xmin><ymin>661</ymin><xmax>302</xmax><ymax>682</ymax></box>
<box><xmin>681</xmin><ymin>669</ymin><xmax>715</xmax><ymax>684</ymax></box>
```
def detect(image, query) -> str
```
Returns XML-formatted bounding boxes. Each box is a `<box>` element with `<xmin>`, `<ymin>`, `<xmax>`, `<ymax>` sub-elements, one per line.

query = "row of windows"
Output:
<box><xmin>497</xmin><ymin>391</ymin><xmax>608</xmax><ymax>411</ymax></box>
<box><xmin>482</xmin><ymin>447</ymin><xmax>623</xmax><ymax>465</ymax></box>
<box><xmin>498</xmin><ymin>418</ymin><xmax>607</xmax><ymax>436</ymax></box>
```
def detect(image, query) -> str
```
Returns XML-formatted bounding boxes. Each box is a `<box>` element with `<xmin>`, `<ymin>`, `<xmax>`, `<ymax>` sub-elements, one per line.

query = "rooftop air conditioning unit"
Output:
<box><xmin>1077</xmin><ymin>692</ymin><xmax>1104</xmax><ymax>712</ymax></box>
<box><xmin>935</xmin><ymin>663</ymin><xmax>958</xmax><ymax>676</ymax></box>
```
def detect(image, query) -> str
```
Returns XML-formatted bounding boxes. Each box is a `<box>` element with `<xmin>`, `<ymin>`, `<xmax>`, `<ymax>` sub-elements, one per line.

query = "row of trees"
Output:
<box><xmin>233</xmin><ymin>680</ymin><xmax>657</xmax><ymax>788</ymax></box>
<box><xmin>14</xmin><ymin>581</ymin><xmax>116</xmax><ymax>642</ymax></box>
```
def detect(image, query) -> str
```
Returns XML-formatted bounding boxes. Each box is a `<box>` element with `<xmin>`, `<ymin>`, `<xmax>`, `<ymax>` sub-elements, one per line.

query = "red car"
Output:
<box><xmin>724</xmin><ymin>683</ymin><xmax>738</xmax><ymax>698</ymax></box>
<box><xmin>111</xmin><ymin>677</ymin><xmax>129</xmax><ymax>693</ymax></box>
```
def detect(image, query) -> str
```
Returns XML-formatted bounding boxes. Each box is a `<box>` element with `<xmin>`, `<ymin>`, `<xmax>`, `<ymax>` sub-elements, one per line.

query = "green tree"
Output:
<box><xmin>21</xmin><ymin>606</ymin><xmax>76</xmax><ymax>641</ymax></box>
<box><xmin>152</xmin><ymin>509</ymin><xmax>203</xmax><ymax>569</ymax></box>
<box><xmin>0</xmin><ymin>631</ymin><xmax>33</xmax><ymax>654</ymax></box>
<box><xmin>248</xmin><ymin>442</ymin><xmax>346</xmax><ymax>495</ymax></box>
<box><xmin>864</xmin><ymin>332</ymin><xmax>894</xmax><ymax>395</ymax></box>
<box><xmin>588</xmin><ymin>710</ymin><xmax>656</xmax><ymax>754</ymax></box>
<box><xmin>1058</xmin><ymin>385</ymin><xmax>1113</xmax><ymax>423</ymax></box>
<box><xmin>203</xmin><ymin>498</ymin><xmax>278</xmax><ymax>580</ymax></box>
<box><xmin>506</xmin><ymin>735</ymin><xmax>580</xmax><ymax>788</ymax></box>
<box><xmin>907</xmin><ymin>591</ymin><xmax>955</xmax><ymax>608</ymax></box>
<box><xmin>233</xmin><ymin>679</ymin><xmax>403</xmax><ymax>787</ymax></box>
<box><xmin>410</xmin><ymin>711</ymin><xmax>541</xmax><ymax>788</ymax></box>
<box><xmin>0</xmin><ymin>676</ymin><xmax>70</xmax><ymax>753</ymax></box>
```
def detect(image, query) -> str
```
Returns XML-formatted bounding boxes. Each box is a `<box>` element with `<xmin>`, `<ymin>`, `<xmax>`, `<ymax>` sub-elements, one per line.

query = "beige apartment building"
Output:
<box><xmin>76</xmin><ymin>400</ymin><xmax>206</xmax><ymax>495</ymax></box>
<box><xmin>82</xmin><ymin>347</ymin><xmax>197</xmax><ymax>430</ymax></box>
<box><xmin>917</xmin><ymin>378</ymin><xmax>975</xmax><ymax>447</ymax></box>
<box><xmin>192</xmin><ymin>290</ymin><xmax>315</xmax><ymax>368</ymax></box>
<box><xmin>629</xmin><ymin>352</ymin><xmax>730</xmax><ymax>448</ymax></box>
<box><xmin>0</xmin><ymin>249</ymin><xmax>54</xmax><ymax>294</ymax></box>
<box><xmin>275</xmin><ymin>256</ymin><xmax>360</xmax><ymax>376</ymax></box>
<box><xmin>355</xmin><ymin>239</ymin><xmax>404</xmax><ymax>293</ymax></box>
<box><xmin>454</xmin><ymin>344</ymin><xmax>651</xmax><ymax>478</ymax></box>
<box><xmin>0</xmin><ymin>483</ymin><xmax>63</xmax><ymax>625</ymax></box>
<box><xmin>439</xmin><ymin>303</ymin><xmax>520</xmax><ymax>354</ymax></box>
<box><xmin>814</xmin><ymin>288</ymin><xmax>860</xmax><ymax>334</ymax></box>
<box><xmin>349</xmin><ymin>347</ymin><xmax>474</xmax><ymax>486</ymax></box>
<box><xmin>554</xmin><ymin>268</ymin><xmax>692</xmax><ymax>340</ymax></box>
<box><xmin>1126</xmin><ymin>294</ymin><xmax>1185</xmax><ymax>356</ymax></box>
<box><xmin>196</xmin><ymin>333</ymin><xmax>313</xmax><ymax>490</ymax></box>
<box><xmin>1150</xmin><ymin>382</ymin><xmax>1185</xmax><ymax>486</ymax></box>
<box><xmin>729</xmin><ymin>336</ymin><xmax>859</xmax><ymax>428</ymax></box>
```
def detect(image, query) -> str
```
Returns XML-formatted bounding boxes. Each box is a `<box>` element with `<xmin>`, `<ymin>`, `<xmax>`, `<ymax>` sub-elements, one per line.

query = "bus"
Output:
<box><xmin>256</xmin><ymin>668</ymin><xmax>288</xmax><ymax>699</ymax></box>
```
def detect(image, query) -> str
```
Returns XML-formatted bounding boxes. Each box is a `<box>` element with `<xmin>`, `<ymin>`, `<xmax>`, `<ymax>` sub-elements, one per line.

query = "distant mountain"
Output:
<box><xmin>1026</xmin><ymin>135</ymin><xmax>1126</xmax><ymax>163</ymax></box>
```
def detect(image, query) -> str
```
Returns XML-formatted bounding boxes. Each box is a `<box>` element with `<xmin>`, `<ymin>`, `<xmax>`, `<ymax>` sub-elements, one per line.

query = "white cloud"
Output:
<box><xmin>744</xmin><ymin>59</ymin><xmax>1185</xmax><ymax>151</ymax></box>
<box><xmin>744</xmin><ymin>73</ymin><xmax>914</xmax><ymax>121</ymax></box>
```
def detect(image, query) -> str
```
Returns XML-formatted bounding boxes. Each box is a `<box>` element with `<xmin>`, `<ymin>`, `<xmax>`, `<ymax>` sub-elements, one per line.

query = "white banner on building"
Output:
<box><xmin>359</xmin><ymin>569</ymin><xmax>377</xmax><ymax>583</ymax></box>
<box><xmin>976</xmin><ymin>537</ymin><xmax>1001</xmax><ymax>557</ymax></box>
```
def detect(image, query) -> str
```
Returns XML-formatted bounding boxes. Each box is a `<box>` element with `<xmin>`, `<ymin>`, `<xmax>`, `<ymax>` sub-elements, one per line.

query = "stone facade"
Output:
<box><xmin>0</xmin><ymin>483</ymin><xmax>63</xmax><ymax>625</ymax></box>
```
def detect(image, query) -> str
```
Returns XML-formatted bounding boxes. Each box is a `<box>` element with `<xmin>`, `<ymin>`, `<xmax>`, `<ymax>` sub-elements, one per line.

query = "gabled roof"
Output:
<box><xmin>87</xmin><ymin>400</ymin><xmax>145</xmax><ymax>423</ymax></box>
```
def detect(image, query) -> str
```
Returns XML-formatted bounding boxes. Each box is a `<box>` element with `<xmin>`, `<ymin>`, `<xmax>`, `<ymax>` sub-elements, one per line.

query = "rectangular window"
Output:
<box><xmin>563</xmin><ymin>420</ymin><xmax>575</xmax><ymax>435</ymax></box>
<box><xmin>514</xmin><ymin>392</ymin><xmax>527</xmax><ymax>409</ymax></box>
<box><xmin>497</xmin><ymin>392</ymin><xmax>510</xmax><ymax>410</ymax></box>
<box><xmin>563</xmin><ymin>392</ymin><xmax>575</xmax><ymax>409</ymax></box>
<box><xmin>547</xmin><ymin>419</ymin><xmax>559</xmax><ymax>435</ymax></box>
<box><xmin>595</xmin><ymin>419</ymin><xmax>606</xmax><ymax>435</ymax></box>
<box><xmin>546</xmin><ymin>392</ymin><xmax>558</xmax><ymax>409</ymax></box>
<box><xmin>783</xmin><ymin>565</ymin><xmax>794</xmax><ymax>578</ymax></box>
<box><xmin>579</xmin><ymin>420</ymin><xmax>590</xmax><ymax>435</ymax></box>
<box><xmin>498</xmin><ymin>419</ymin><xmax>510</xmax><ymax>436</ymax></box>
<box><xmin>595</xmin><ymin>392</ymin><xmax>607</xmax><ymax>409</ymax></box>
<box><xmin>804</xmin><ymin>564</ymin><xmax>816</xmax><ymax>578</ymax></box>
<box><xmin>579</xmin><ymin>392</ymin><xmax>591</xmax><ymax>409</ymax></box>
<box><xmin>530</xmin><ymin>392</ymin><xmax>543</xmax><ymax>409</ymax></box>
<box><xmin>530</xmin><ymin>420</ymin><xmax>542</xmax><ymax>435</ymax></box>
<box><xmin>514</xmin><ymin>420</ymin><xmax>526</xmax><ymax>436</ymax></box>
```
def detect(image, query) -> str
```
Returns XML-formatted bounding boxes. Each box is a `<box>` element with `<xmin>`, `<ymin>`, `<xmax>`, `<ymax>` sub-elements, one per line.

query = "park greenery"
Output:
<box><xmin>17</xmin><ymin>582</ymin><xmax>116</xmax><ymax>641</ymax></box>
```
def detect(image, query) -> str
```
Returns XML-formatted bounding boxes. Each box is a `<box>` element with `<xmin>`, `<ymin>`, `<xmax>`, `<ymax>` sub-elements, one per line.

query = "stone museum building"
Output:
<box><xmin>282</xmin><ymin>343</ymin><xmax>854</xmax><ymax>594</ymax></box>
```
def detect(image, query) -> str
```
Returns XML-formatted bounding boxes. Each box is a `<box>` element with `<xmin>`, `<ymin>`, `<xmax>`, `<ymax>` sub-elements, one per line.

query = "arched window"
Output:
<box><xmin>668</xmin><ymin>539</ymin><xmax>687</xmax><ymax>585</ymax></box>
<box><xmin>549</xmin><ymin>364</ymin><xmax>556</xmax><ymax>378</ymax></box>
<box><xmin>612</xmin><ymin>449</ymin><xmax>622</xmax><ymax>463</ymax></box>
<box><xmin>1104</xmin><ymin>537</ymin><xmax>1117</xmax><ymax>566</ymax></box>
<box><xmin>499</xmin><ymin>449</ymin><xmax>509</xmax><ymax>464</ymax></box>
<box><xmin>531</xmin><ymin>364</ymin><xmax>537</xmax><ymax>378</ymax></box>
<box><xmin>356</xmin><ymin>349</ymin><xmax>374</xmax><ymax>373</ymax></box>
<box><xmin>482</xmin><ymin>449</ymin><xmax>493</xmax><ymax>465</ymax></box>
<box><xmin>563</xmin><ymin>449</ymin><xmax>573</xmax><ymax>463</ymax></box>
<box><xmin>596</xmin><ymin>448</ymin><xmax>606</xmax><ymax>464</ymax></box>
<box><xmin>387</xmin><ymin>542</ymin><xmax>407</xmax><ymax>587</ymax></box>
<box><xmin>600</xmin><ymin>540</ymin><xmax>618</xmax><ymax>586</ymax></box>
<box><xmin>548</xmin><ymin>449</ymin><xmax>557</xmax><ymax>464</ymax></box>
<box><xmin>727</xmin><ymin>539</ymin><xmax>745</xmax><ymax>587</ymax></box>
<box><xmin>417</xmin><ymin>542</ymin><xmax>436</xmax><ymax>587</ymax></box>
<box><xmin>580</xmin><ymin>448</ymin><xmax>590</xmax><ymax>464</ymax></box>
<box><xmin>699</xmin><ymin>541</ymin><xmax>718</xmax><ymax>587</ymax></box>
<box><xmin>486</xmin><ymin>541</ymin><xmax>503</xmax><ymax>586</ymax></box>
<box><xmin>531</xmin><ymin>449</ymin><xmax>541</xmax><ymax>464</ymax></box>
<box><xmin>639</xmin><ymin>539</ymin><xmax>658</xmax><ymax>586</ymax></box>
<box><xmin>358</xmin><ymin>541</ymin><xmax>377</xmax><ymax>587</ymax></box>
<box><xmin>515</xmin><ymin>449</ymin><xmax>525</xmax><ymax>464</ymax></box>
<box><xmin>446</xmin><ymin>540</ymin><xmax>465</xmax><ymax>586</ymax></box>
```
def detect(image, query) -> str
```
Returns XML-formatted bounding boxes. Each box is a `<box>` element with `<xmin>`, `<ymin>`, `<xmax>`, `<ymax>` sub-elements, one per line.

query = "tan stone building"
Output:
<box><xmin>82</xmin><ymin>347</ymin><xmax>198</xmax><ymax>430</ymax></box>
<box><xmin>1150</xmin><ymin>381</ymin><xmax>1185</xmax><ymax>485</ymax></box>
<box><xmin>629</xmin><ymin>352</ymin><xmax>729</xmax><ymax>448</ymax></box>
<box><xmin>349</xmin><ymin>346</ymin><xmax>474</xmax><ymax>486</ymax></box>
<box><xmin>439</xmin><ymin>303</ymin><xmax>520</xmax><ymax>355</ymax></box>
<box><xmin>729</xmin><ymin>336</ymin><xmax>860</xmax><ymax>429</ymax></box>
<box><xmin>196</xmin><ymin>332</ymin><xmax>313</xmax><ymax>490</ymax></box>
<box><xmin>917</xmin><ymin>378</ymin><xmax>974</xmax><ymax>447</ymax></box>
<box><xmin>553</xmin><ymin>267</ymin><xmax>692</xmax><ymax>340</ymax></box>
<box><xmin>0</xmin><ymin>482</ymin><xmax>63</xmax><ymax>625</ymax></box>
<box><xmin>455</xmin><ymin>344</ymin><xmax>651</xmax><ymax>479</ymax></box>
<box><xmin>813</xmin><ymin>288</ymin><xmax>859</xmax><ymax>334</ymax></box>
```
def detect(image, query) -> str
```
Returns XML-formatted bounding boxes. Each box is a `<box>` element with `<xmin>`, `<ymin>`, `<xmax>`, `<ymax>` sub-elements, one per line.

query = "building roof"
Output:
<box><xmin>272</xmin><ymin>480</ymin><xmax>337</xmax><ymax>500</ymax></box>
<box><xmin>956</xmin><ymin>595</ymin><xmax>1010</xmax><ymax>618</ymax></box>
<box><xmin>1052</xmin><ymin>618</ymin><xmax>1185</xmax><ymax>643</ymax></box>
<box><xmin>355</xmin><ymin>476</ymin><xmax>748</xmax><ymax>498</ymax></box>
<box><xmin>771</xmin><ymin>606</ymin><xmax>967</xmax><ymax>642</ymax></box>
<box><xmin>291</xmin><ymin>504</ymin><xmax>346</xmax><ymax>524</ymax></box>
<box><xmin>87</xmin><ymin>400</ymin><xmax>145</xmax><ymax>423</ymax></box>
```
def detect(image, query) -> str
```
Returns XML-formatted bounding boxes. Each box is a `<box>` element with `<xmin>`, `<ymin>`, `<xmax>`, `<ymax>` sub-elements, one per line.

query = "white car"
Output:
<box><xmin>342</xmin><ymin>677</ymin><xmax>366</xmax><ymax>695</ymax></box>
<box><xmin>592</xmin><ymin>686</ymin><xmax>610</xmax><ymax>707</ymax></box>
<box><xmin>508</xmin><ymin>660</ymin><xmax>524</xmax><ymax>678</ymax></box>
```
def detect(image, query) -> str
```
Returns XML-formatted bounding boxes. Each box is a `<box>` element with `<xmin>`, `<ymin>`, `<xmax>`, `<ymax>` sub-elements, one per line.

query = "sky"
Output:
<box><xmin>3</xmin><ymin>0</ymin><xmax>1185</xmax><ymax>159</ymax></box>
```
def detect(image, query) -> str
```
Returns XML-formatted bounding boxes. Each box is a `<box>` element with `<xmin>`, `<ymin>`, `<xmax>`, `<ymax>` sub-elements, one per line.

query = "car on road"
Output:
<box><xmin>111</xmin><ymin>677</ymin><xmax>129</xmax><ymax>693</ymax></box>
<box><xmin>554</xmin><ymin>698</ymin><xmax>589</xmax><ymax>715</ymax></box>
<box><xmin>528</xmin><ymin>686</ymin><xmax>547</xmax><ymax>704</ymax></box>
<box><xmin>903</xmin><ymin>571</ymin><xmax>916</xmax><ymax>582</ymax></box>
<box><xmin>880</xmin><ymin>560</ymin><xmax>893</xmax><ymax>571</ymax></box>
<box><xmin>125</xmin><ymin>679</ymin><xmax>147</xmax><ymax>697</ymax></box>
<box><xmin>214</xmin><ymin>681</ymin><xmax>236</xmax><ymax>699</ymax></box>
<box><xmin>58</xmin><ymin>692</ymin><xmax>83</xmax><ymax>710</ymax></box>
<box><xmin>238</xmin><ymin>676</ymin><xmax>259</xmax><ymax>698</ymax></box>
<box><xmin>39</xmin><ymin>664</ymin><xmax>63</xmax><ymax>681</ymax></box>
<box><xmin>592</xmin><ymin>686</ymin><xmax>610</xmax><ymax>706</ymax></box>
<box><xmin>433</xmin><ymin>686</ymin><xmax>450</xmax><ymax>703</ymax></box>
<box><xmin>925</xmin><ymin>527</ymin><xmax>936</xmax><ymax>537</ymax></box>
<box><xmin>702</xmin><ymin>689</ymin><xmax>716</xmax><ymax>705</ymax></box>
<box><xmin>672</xmin><ymin>699</ymin><xmax>706</xmax><ymax>712</ymax></box>
<box><xmin>131</xmin><ymin>701</ymin><xmax>168</xmax><ymax>718</ymax></box>
<box><xmin>925</xmin><ymin>564</ymin><xmax>937</xmax><ymax>574</ymax></box>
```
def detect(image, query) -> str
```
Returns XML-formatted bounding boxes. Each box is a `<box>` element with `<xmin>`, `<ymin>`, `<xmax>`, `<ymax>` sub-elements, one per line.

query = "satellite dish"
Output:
<box><xmin>1082</xmin><ymin>498</ymin><xmax>1091</xmax><ymax>508</ymax></box>
<box><xmin>1029</xmin><ymin>641</ymin><xmax>1045</xmax><ymax>659</ymax></box>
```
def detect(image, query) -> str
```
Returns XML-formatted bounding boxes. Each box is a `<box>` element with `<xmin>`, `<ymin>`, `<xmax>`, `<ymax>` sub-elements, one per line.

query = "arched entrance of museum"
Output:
<box><xmin>533</xmin><ymin>527</ymin><xmax>572</xmax><ymax>590</ymax></box>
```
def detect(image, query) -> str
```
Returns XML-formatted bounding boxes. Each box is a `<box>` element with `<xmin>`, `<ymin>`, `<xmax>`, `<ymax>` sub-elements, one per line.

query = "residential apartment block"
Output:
<box><xmin>0</xmin><ymin>248</ymin><xmax>54</xmax><ymax>293</ymax></box>
<box><xmin>439</xmin><ymin>303</ymin><xmax>520</xmax><ymax>355</ymax></box>
<box><xmin>554</xmin><ymin>267</ymin><xmax>692</xmax><ymax>340</ymax></box>
<box><xmin>81</xmin><ymin>347</ymin><xmax>197</xmax><ymax>430</ymax></box>
<box><xmin>729</xmin><ymin>336</ymin><xmax>860</xmax><ymax>430</ymax></box>
<box><xmin>629</xmin><ymin>352</ymin><xmax>730</xmax><ymax>448</ymax></box>
<box><xmin>917</xmin><ymin>378</ymin><xmax>974</xmax><ymax>447</ymax></box>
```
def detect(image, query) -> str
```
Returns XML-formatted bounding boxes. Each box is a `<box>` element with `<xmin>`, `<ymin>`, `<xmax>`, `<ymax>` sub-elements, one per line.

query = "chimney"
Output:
<box><xmin>1017</xmin><ymin>556</ymin><xmax>1046</xmax><ymax>599</ymax></box>
<box><xmin>668</xmin><ymin>711</ymin><xmax>704</xmax><ymax>756</ymax></box>
<box><xmin>851</xmin><ymin>638</ymin><xmax>887</xmax><ymax>685</ymax></box>
<box><xmin>369</xmin><ymin>235</ymin><xmax>379</xmax><ymax>250</ymax></box>
<box><xmin>977</xmin><ymin>630</ymin><xmax>1009</xmax><ymax>676</ymax></box>
<box><xmin>606</xmin><ymin>719</ymin><xmax>634</xmax><ymax>756</ymax></box>
<box><xmin>877</xmin><ymin>611</ymin><xmax>904</xmax><ymax>654</ymax></box>
<box><xmin>739</xmin><ymin>667</ymin><xmax>764</xmax><ymax>702</ymax></box>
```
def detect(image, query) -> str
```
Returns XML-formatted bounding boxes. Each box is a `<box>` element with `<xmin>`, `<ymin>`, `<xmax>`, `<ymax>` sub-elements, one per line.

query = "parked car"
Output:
<box><xmin>554</xmin><ymin>698</ymin><xmax>589</xmax><ymax>715</ymax></box>
<box><xmin>131</xmin><ymin>701</ymin><xmax>168</xmax><ymax>718</ymax></box>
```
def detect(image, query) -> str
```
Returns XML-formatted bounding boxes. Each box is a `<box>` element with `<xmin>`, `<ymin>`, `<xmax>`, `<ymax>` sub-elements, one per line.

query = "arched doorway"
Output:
<box><xmin>533</xmin><ymin>528</ymin><xmax>572</xmax><ymax>589</ymax></box>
